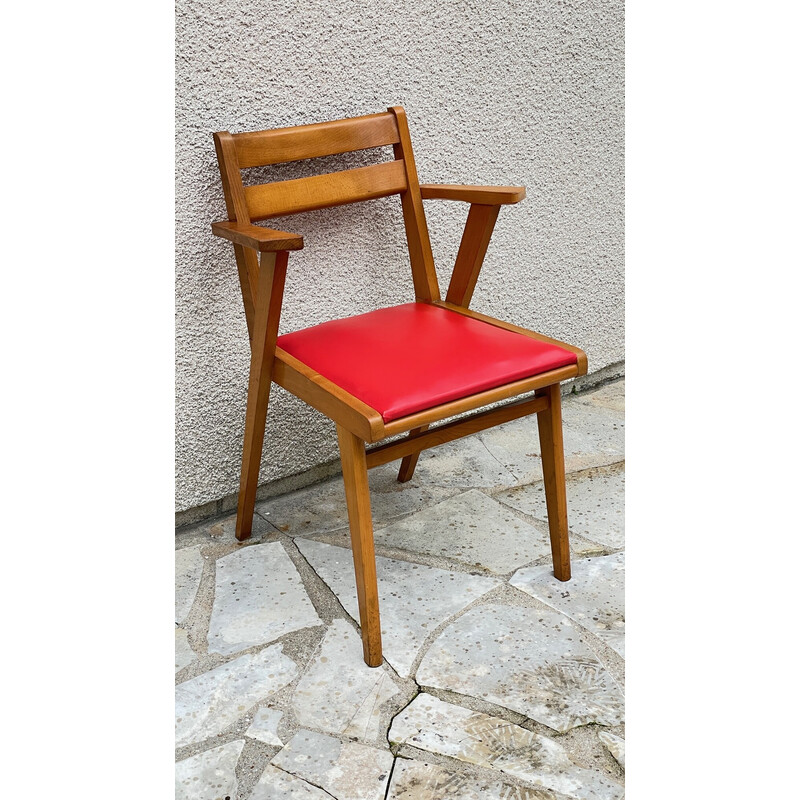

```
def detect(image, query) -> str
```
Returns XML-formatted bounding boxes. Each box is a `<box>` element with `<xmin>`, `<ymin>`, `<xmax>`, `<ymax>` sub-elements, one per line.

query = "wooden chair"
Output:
<box><xmin>211</xmin><ymin>107</ymin><xmax>587</xmax><ymax>667</ymax></box>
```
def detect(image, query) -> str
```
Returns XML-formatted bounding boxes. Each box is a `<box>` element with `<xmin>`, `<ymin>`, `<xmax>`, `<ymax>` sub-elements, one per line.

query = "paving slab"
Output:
<box><xmin>510</xmin><ymin>553</ymin><xmax>625</xmax><ymax>657</ymax></box>
<box><xmin>249</xmin><ymin>765</ymin><xmax>332</xmax><ymax>799</ymax></box>
<box><xmin>175</xmin><ymin>739</ymin><xmax>243</xmax><ymax>800</ymax></box>
<box><xmin>176</xmin><ymin>627</ymin><xmax>196</xmax><ymax>673</ymax></box>
<box><xmin>403</xmin><ymin>435</ymin><xmax>518</xmax><ymax>490</ymax></box>
<box><xmin>499</xmin><ymin>467</ymin><xmax>624</xmax><ymax>550</ymax></box>
<box><xmin>207</xmin><ymin>541</ymin><xmax>322</xmax><ymax>656</ymax></box>
<box><xmin>374</xmin><ymin>489</ymin><xmax>555</xmax><ymax>574</ymax></box>
<box><xmin>271</xmin><ymin>729</ymin><xmax>394</xmax><ymax>800</ymax></box>
<box><xmin>417</xmin><ymin>604</ymin><xmax>624</xmax><ymax>732</ymax></box>
<box><xmin>478</xmin><ymin>396</ymin><xmax>624</xmax><ymax>485</ymax></box>
<box><xmin>176</xmin><ymin>545</ymin><xmax>205</xmax><ymax>625</ymax></box>
<box><xmin>256</xmin><ymin>466</ymin><xmax>461</xmax><ymax>538</ymax></box>
<box><xmin>598</xmin><ymin>732</ymin><xmax>625</xmax><ymax>769</ymax></box>
<box><xmin>574</xmin><ymin>380</ymin><xmax>625</xmax><ymax>413</ymax></box>
<box><xmin>176</xmin><ymin>644</ymin><xmax>298</xmax><ymax>748</ymax></box>
<box><xmin>291</xmin><ymin>619</ymin><xmax>401</xmax><ymax>742</ymax></box>
<box><xmin>389</xmin><ymin>693</ymin><xmax>622</xmax><ymax>799</ymax></box>
<box><xmin>245</xmin><ymin>707</ymin><xmax>284</xmax><ymax>746</ymax></box>
<box><xmin>386</xmin><ymin>757</ymin><xmax>567</xmax><ymax>799</ymax></box>
<box><xmin>296</xmin><ymin>539</ymin><xmax>500</xmax><ymax>677</ymax></box>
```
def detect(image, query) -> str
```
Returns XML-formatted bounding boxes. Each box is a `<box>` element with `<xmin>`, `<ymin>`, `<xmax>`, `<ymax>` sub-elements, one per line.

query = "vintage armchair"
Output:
<box><xmin>211</xmin><ymin>106</ymin><xmax>587</xmax><ymax>667</ymax></box>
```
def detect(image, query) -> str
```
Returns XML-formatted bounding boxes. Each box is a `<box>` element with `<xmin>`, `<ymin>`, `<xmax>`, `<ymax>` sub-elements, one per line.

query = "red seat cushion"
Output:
<box><xmin>277</xmin><ymin>303</ymin><xmax>577</xmax><ymax>423</ymax></box>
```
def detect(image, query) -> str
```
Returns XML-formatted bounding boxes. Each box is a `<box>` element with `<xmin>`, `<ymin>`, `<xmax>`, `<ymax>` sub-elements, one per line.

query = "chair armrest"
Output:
<box><xmin>420</xmin><ymin>184</ymin><xmax>526</xmax><ymax>205</ymax></box>
<box><xmin>211</xmin><ymin>221</ymin><xmax>304</xmax><ymax>251</ymax></box>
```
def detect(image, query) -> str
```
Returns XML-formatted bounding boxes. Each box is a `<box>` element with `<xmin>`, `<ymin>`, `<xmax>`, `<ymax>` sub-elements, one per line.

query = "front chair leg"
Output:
<box><xmin>235</xmin><ymin>251</ymin><xmax>288</xmax><ymax>542</ymax></box>
<box><xmin>337</xmin><ymin>424</ymin><xmax>383</xmax><ymax>666</ymax></box>
<box><xmin>535</xmin><ymin>383</ymin><xmax>571</xmax><ymax>581</ymax></box>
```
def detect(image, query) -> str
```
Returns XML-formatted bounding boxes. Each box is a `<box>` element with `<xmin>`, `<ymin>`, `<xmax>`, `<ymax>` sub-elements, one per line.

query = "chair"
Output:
<box><xmin>211</xmin><ymin>107</ymin><xmax>587</xmax><ymax>667</ymax></box>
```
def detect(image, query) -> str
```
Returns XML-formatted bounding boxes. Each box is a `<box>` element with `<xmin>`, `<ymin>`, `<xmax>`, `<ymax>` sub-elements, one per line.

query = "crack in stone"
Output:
<box><xmin>270</xmin><ymin>762</ymin><xmax>340</xmax><ymax>800</ymax></box>
<box><xmin>479</xmin><ymin>435</ymin><xmax>521</xmax><ymax>482</ymax></box>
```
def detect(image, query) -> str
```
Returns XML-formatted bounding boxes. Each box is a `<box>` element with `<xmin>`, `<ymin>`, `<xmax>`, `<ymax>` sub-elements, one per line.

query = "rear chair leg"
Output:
<box><xmin>337</xmin><ymin>424</ymin><xmax>383</xmax><ymax>666</ymax></box>
<box><xmin>535</xmin><ymin>384</ymin><xmax>571</xmax><ymax>581</ymax></box>
<box><xmin>397</xmin><ymin>425</ymin><xmax>428</xmax><ymax>483</ymax></box>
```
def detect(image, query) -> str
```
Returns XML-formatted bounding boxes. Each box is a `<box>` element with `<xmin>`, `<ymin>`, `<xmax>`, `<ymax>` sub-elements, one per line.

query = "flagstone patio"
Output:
<box><xmin>175</xmin><ymin>377</ymin><xmax>625</xmax><ymax>800</ymax></box>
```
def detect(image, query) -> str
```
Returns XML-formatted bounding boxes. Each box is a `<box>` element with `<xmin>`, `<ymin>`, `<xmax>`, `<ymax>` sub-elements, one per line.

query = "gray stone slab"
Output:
<box><xmin>374</xmin><ymin>489</ymin><xmax>554</xmax><ymax>574</ymax></box>
<box><xmin>245</xmin><ymin>706</ymin><xmax>284</xmax><ymax>746</ymax></box>
<box><xmin>389</xmin><ymin>693</ymin><xmax>622</xmax><ymax>800</ymax></box>
<box><xmin>176</xmin><ymin>627</ymin><xmax>196</xmax><ymax>673</ymax></box>
<box><xmin>292</xmin><ymin>619</ymin><xmax>401</xmax><ymax>741</ymax></box>
<box><xmin>207</xmin><ymin>542</ymin><xmax>322</xmax><ymax>656</ymax></box>
<box><xmin>479</xmin><ymin>399</ymin><xmax>624</xmax><ymax>485</ymax></box>
<box><xmin>574</xmin><ymin>380</ymin><xmax>625</xmax><ymax>414</ymax></box>
<box><xmin>499</xmin><ymin>468</ymin><xmax>624</xmax><ymax>549</ymax></box>
<box><xmin>256</xmin><ymin>465</ymin><xmax>461</xmax><ymax>538</ymax></box>
<box><xmin>249</xmin><ymin>765</ymin><xmax>332</xmax><ymax>799</ymax></box>
<box><xmin>176</xmin><ymin>546</ymin><xmax>204</xmax><ymax>625</ymax></box>
<box><xmin>598</xmin><ymin>732</ymin><xmax>625</xmax><ymax>769</ymax></box>
<box><xmin>403</xmin><ymin>435</ymin><xmax>518</xmax><ymax>491</ymax></box>
<box><xmin>271</xmin><ymin>729</ymin><xmax>394</xmax><ymax>800</ymax></box>
<box><xmin>387</xmin><ymin>757</ymin><xmax>567</xmax><ymax>800</ymax></box>
<box><xmin>511</xmin><ymin>554</ymin><xmax>625</xmax><ymax>657</ymax></box>
<box><xmin>417</xmin><ymin>604</ymin><xmax>624</xmax><ymax>733</ymax></box>
<box><xmin>175</xmin><ymin>739</ymin><xmax>243</xmax><ymax>800</ymax></box>
<box><xmin>176</xmin><ymin>644</ymin><xmax>298</xmax><ymax>748</ymax></box>
<box><xmin>296</xmin><ymin>539</ymin><xmax>500</xmax><ymax>677</ymax></box>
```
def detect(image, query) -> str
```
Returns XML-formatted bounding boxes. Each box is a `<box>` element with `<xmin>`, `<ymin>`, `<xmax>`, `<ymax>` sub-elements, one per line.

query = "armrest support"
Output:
<box><xmin>211</xmin><ymin>221</ymin><xmax>304</xmax><ymax>251</ymax></box>
<box><xmin>420</xmin><ymin>184</ymin><xmax>526</xmax><ymax>205</ymax></box>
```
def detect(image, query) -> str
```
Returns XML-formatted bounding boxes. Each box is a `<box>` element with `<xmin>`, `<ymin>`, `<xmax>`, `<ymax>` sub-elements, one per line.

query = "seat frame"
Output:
<box><xmin>212</xmin><ymin>106</ymin><xmax>587</xmax><ymax>666</ymax></box>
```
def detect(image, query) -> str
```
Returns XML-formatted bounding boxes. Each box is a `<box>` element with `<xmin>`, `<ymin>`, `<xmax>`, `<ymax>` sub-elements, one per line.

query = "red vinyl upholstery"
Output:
<box><xmin>277</xmin><ymin>303</ymin><xmax>577</xmax><ymax>422</ymax></box>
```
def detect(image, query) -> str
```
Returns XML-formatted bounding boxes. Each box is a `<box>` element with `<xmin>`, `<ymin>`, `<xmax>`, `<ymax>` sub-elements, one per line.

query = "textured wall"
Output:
<box><xmin>175</xmin><ymin>0</ymin><xmax>624</xmax><ymax>514</ymax></box>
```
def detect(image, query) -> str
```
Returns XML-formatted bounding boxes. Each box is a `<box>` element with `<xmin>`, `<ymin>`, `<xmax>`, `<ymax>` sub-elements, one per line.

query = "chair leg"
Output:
<box><xmin>535</xmin><ymin>384</ymin><xmax>571</xmax><ymax>581</ymax></box>
<box><xmin>235</xmin><ymin>252</ymin><xmax>287</xmax><ymax>542</ymax></box>
<box><xmin>397</xmin><ymin>425</ymin><xmax>428</xmax><ymax>482</ymax></box>
<box><xmin>337</xmin><ymin>424</ymin><xmax>383</xmax><ymax>667</ymax></box>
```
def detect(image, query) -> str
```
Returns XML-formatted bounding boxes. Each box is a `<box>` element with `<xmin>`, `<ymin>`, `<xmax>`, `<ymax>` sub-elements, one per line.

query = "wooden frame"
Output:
<box><xmin>211</xmin><ymin>107</ymin><xmax>587</xmax><ymax>666</ymax></box>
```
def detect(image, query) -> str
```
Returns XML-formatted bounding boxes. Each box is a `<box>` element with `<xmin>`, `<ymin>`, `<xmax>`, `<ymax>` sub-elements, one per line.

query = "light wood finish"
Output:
<box><xmin>420</xmin><ymin>184</ymin><xmax>526</xmax><ymax>204</ymax></box>
<box><xmin>389</xmin><ymin>107</ymin><xmax>440</xmax><ymax>302</ymax></box>
<box><xmin>235</xmin><ymin>251</ymin><xmax>288</xmax><ymax>541</ymax></box>
<box><xmin>535</xmin><ymin>384</ymin><xmax>571</xmax><ymax>581</ymax></box>
<box><xmin>381</xmin><ymin>363</ymin><xmax>579</xmax><ymax>438</ymax></box>
<box><xmin>433</xmin><ymin>301</ymin><xmax>589</xmax><ymax>375</ymax></box>
<box><xmin>212</xmin><ymin>107</ymin><xmax>585</xmax><ymax>664</ymax></box>
<box><xmin>445</xmin><ymin>203</ymin><xmax>501</xmax><ymax>307</ymax></box>
<box><xmin>245</xmin><ymin>160</ymin><xmax>407</xmax><ymax>221</ymax></box>
<box><xmin>233</xmin><ymin>112</ymin><xmax>400</xmax><ymax>168</ymax></box>
<box><xmin>272</xmin><ymin>348</ymin><xmax>385</xmax><ymax>442</ymax></box>
<box><xmin>397</xmin><ymin>425</ymin><xmax>427</xmax><ymax>482</ymax></box>
<box><xmin>212</xmin><ymin>221</ymin><xmax>304</xmax><ymax>252</ymax></box>
<box><xmin>366</xmin><ymin>395</ymin><xmax>549</xmax><ymax>470</ymax></box>
<box><xmin>337</xmin><ymin>425</ymin><xmax>383</xmax><ymax>666</ymax></box>
<box><xmin>214</xmin><ymin>131</ymin><xmax>259</xmax><ymax>338</ymax></box>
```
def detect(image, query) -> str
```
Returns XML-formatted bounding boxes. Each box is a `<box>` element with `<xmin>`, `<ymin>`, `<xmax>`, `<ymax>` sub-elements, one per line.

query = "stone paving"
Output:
<box><xmin>175</xmin><ymin>378</ymin><xmax>625</xmax><ymax>800</ymax></box>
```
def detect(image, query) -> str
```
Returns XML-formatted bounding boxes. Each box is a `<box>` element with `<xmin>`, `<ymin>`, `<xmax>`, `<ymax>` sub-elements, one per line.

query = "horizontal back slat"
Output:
<box><xmin>245</xmin><ymin>160</ymin><xmax>408</xmax><ymax>220</ymax></box>
<box><xmin>233</xmin><ymin>112</ymin><xmax>400</xmax><ymax>168</ymax></box>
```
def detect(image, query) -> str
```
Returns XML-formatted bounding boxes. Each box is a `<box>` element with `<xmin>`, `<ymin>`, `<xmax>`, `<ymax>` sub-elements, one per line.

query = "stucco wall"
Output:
<box><xmin>175</xmin><ymin>0</ymin><xmax>624</xmax><ymax>515</ymax></box>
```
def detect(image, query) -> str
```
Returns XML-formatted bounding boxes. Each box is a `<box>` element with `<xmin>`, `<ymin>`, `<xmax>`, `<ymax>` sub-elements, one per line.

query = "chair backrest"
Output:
<box><xmin>213</xmin><ymin>106</ymin><xmax>440</xmax><ymax>302</ymax></box>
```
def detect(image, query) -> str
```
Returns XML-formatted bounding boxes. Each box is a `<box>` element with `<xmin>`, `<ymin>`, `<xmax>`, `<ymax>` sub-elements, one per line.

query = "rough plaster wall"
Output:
<box><xmin>175</xmin><ymin>0</ymin><xmax>624</xmax><ymax>513</ymax></box>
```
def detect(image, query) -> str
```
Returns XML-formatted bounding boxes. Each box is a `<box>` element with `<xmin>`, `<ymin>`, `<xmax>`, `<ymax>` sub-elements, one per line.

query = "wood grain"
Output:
<box><xmin>244</xmin><ymin>160</ymin><xmax>407</xmax><ymax>221</ymax></box>
<box><xmin>366</xmin><ymin>395</ymin><xmax>549</xmax><ymax>469</ymax></box>
<box><xmin>212</xmin><ymin>221</ymin><xmax>304</xmax><ymax>252</ymax></box>
<box><xmin>389</xmin><ymin>106</ymin><xmax>440</xmax><ymax>302</ymax></box>
<box><xmin>235</xmin><ymin>251</ymin><xmax>288</xmax><ymax>541</ymax></box>
<box><xmin>233</xmin><ymin>112</ymin><xmax>400</xmax><ymax>168</ymax></box>
<box><xmin>337</xmin><ymin>425</ymin><xmax>383</xmax><ymax>666</ymax></box>
<box><xmin>420</xmin><ymin>184</ymin><xmax>526</xmax><ymax>204</ymax></box>
<box><xmin>445</xmin><ymin>203</ymin><xmax>501</xmax><ymax>307</ymax></box>
<box><xmin>535</xmin><ymin>384</ymin><xmax>571</xmax><ymax>581</ymax></box>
